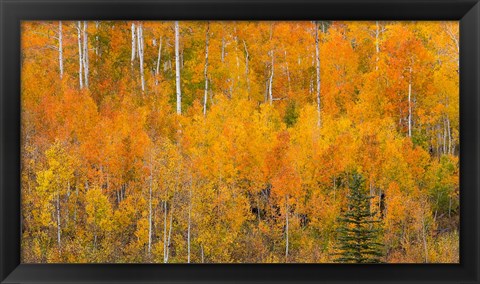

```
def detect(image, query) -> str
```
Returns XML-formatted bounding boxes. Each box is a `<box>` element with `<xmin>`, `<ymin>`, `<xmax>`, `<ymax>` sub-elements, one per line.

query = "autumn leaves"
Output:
<box><xmin>21</xmin><ymin>21</ymin><xmax>459</xmax><ymax>263</ymax></box>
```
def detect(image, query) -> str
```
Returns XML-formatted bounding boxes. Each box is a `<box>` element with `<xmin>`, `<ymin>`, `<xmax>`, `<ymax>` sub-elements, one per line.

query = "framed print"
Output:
<box><xmin>1</xmin><ymin>0</ymin><xmax>479</xmax><ymax>283</ymax></box>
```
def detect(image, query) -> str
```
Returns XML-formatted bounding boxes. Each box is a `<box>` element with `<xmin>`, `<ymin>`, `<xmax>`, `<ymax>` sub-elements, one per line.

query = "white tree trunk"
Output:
<box><xmin>94</xmin><ymin>21</ymin><xmax>100</xmax><ymax>56</ymax></box>
<box><xmin>444</xmin><ymin>23</ymin><xmax>459</xmax><ymax>68</ymax></box>
<box><xmin>375</xmin><ymin>21</ymin><xmax>380</xmax><ymax>71</ymax></box>
<box><xmin>131</xmin><ymin>23</ymin><xmax>136</xmax><ymax>64</ymax></box>
<box><xmin>443</xmin><ymin>117</ymin><xmax>448</xmax><ymax>154</ymax></box>
<box><xmin>203</xmin><ymin>23</ymin><xmax>210</xmax><ymax>116</ymax></box>
<box><xmin>58</xmin><ymin>21</ymin><xmax>63</xmax><ymax>79</ymax></box>
<box><xmin>268</xmin><ymin>50</ymin><xmax>274</xmax><ymax>105</ymax></box>
<box><xmin>137</xmin><ymin>24</ymin><xmax>145</xmax><ymax>92</ymax></box>
<box><xmin>268</xmin><ymin>24</ymin><xmax>275</xmax><ymax>105</ymax></box>
<box><xmin>77</xmin><ymin>22</ymin><xmax>84</xmax><ymax>89</ymax></box>
<box><xmin>285</xmin><ymin>195</ymin><xmax>289</xmax><ymax>263</ymax></box>
<box><xmin>165</xmin><ymin>203</ymin><xmax>174</xmax><ymax>263</ymax></box>
<box><xmin>56</xmin><ymin>192</ymin><xmax>61</xmax><ymax>251</ymax></box>
<box><xmin>164</xmin><ymin>182</ymin><xmax>176</xmax><ymax>263</ymax></box>
<box><xmin>83</xmin><ymin>21</ymin><xmax>89</xmax><ymax>89</ymax></box>
<box><xmin>155</xmin><ymin>37</ymin><xmax>163</xmax><ymax>85</ymax></box>
<box><xmin>447</xmin><ymin>116</ymin><xmax>452</xmax><ymax>154</ymax></box>
<box><xmin>175</xmin><ymin>21</ymin><xmax>182</xmax><ymax>114</ymax></box>
<box><xmin>315</xmin><ymin>22</ymin><xmax>321</xmax><ymax>127</ymax></box>
<box><xmin>408</xmin><ymin>68</ymin><xmax>412</xmax><ymax>137</ymax></box>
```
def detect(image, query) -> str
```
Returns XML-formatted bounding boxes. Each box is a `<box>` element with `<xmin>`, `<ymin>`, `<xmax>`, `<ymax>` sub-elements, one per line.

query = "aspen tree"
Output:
<box><xmin>76</xmin><ymin>21</ymin><xmax>84</xmax><ymax>89</ymax></box>
<box><xmin>268</xmin><ymin>24</ymin><xmax>275</xmax><ymax>105</ymax></box>
<box><xmin>314</xmin><ymin>21</ymin><xmax>321</xmax><ymax>127</ymax></box>
<box><xmin>131</xmin><ymin>23</ymin><xmax>136</xmax><ymax>63</ymax></box>
<box><xmin>83</xmin><ymin>21</ymin><xmax>89</xmax><ymax>88</ymax></box>
<box><xmin>155</xmin><ymin>36</ymin><xmax>163</xmax><ymax>85</ymax></box>
<box><xmin>408</xmin><ymin>67</ymin><xmax>413</xmax><ymax>137</ymax></box>
<box><xmin>203</xmin><ymin>22</ymin><xmax>210</xmax><ymax>116</ymax></box>
<box><xmin>242</xmin><ymin>40</ymin><xmax>250</xmax><ymax>94</ymax></box>
<box><xmin>58</xmin><ymin>21</ymin><xmax>63</xmax><ymax>79</ymax></box>
<box><xmin>175</xmin><ymin>21</ymin><xmax>182</xmax><ymax>114</ymax></box>
<box><xmin>137</xmin><ymin>23</ymin><xmax>145</xmax><ymax>92</ymax></box>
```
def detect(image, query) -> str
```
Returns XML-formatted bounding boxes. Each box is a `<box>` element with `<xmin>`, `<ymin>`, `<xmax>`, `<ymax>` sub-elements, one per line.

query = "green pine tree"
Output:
<box><xmin>334</xmin><ymin>172</ymin><xmax>384</xmax><ymax>263</ymax></box>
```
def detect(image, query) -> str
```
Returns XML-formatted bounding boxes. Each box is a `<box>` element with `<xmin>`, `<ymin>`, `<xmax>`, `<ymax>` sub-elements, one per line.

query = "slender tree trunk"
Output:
<box><xmin>148</xmin><ymin>157</ymin><xmax>153</xmax><ymax>255</ymax></box>
<box><xmin>93</xmin><ymin>201</ymin><xmax>98</xmax><ymax>249</ymax></box>
<box><xmin>155</xmin><ymin>37</ymin><xmax>163</xmax><ymax>85</ymax></box>
<box><xmin>447</xmin><ymin>116</ymin><xmax>452</xmax><ymax>154</ymax></box>
<box><xmin>421</xmin><ymin>213</ymin><xmax>428</xmax><ymax>263</ymax></box>
<box><xmin>443</xmin><ymin>118</ymin><xmax>447</xmax><ymax>154</ymax></box>
<box><xmin>315</xmin><ymin>21</ymin><xmax>321</xmax><ymax>127</ymax></box>
<box><xmin>175</xmin><ymin>21</ymin><xmax>182</xmax><ymax>114</ymax></box>
<box><xmin>434</xmin><ymin>192</ymin><xmax>440</xmax><ymax>222</ymax></box>
<box><xmin>73</xmin><ymin>184</ymin><xmax>78</xmax><ymax>229</ymax></box>
<box><xmin>408</xmin><ymin>68</ymin><xmax>412</xmax><ymax>137</ymax></box>
<box><xmin>444</xmin><ymin>23</ymin><xmax>459</xmax><ymax>69</ymax></box>
<box><xmin>221</xmin><ymin>36</ymin><xmax>225</xmax><ymax>63</ymax></box>
<box><xmin>165</xmin><ymin>203</ymin><xmax>174</xmax><ymax>263</ymax></box>
<box><xmin>131</xmin><ymin>23</ymin><xmax>136</xmax><ymax>64</ymax></box>
<box><xmin>187</xmin><ymin>182</ymin><xmax>192</xmax><ymax>263</ymax></box>
<box><xmin>137</xmin><ymin>24</ymin><xmax>145</xmax><ymax>92</ymax></box>
<box><xmin>66</xmin><ymin>181</ymin><xmax>70</xmax><ymax>226</ymax></box>
<box><xmin>77</xmin><ymin>22</ymin><xmax>84</xmax><ymax>89</ymax></box>
<box><xmin>203</xmin><ymin>23</ymin><xmax>210</xmax><ymax>117</ymax></box>
<box><xmin>93</xmin><ymin>229</ymin><xmax>97</xmax><ymax>250</ymax></box>
<box><xmin>437</xmin><ymin>125</ymin><xmax>442</xmax><ymax>157</ymax></box>
<box><xmin>83</xmin><ymin>21</ymin><xmax>89</xmax><ymax>89</ymax></box>
<box><xmin>375</xmin><ymin>21</ymin><xmax>380</xmax><ymax>71</ymax></box>
<box><xmin>165</xmin><ymin>181</ymin><xmax>177</xmax><ymax>263</ymax></box>
<box><xmin>56</xmin><ymin>192</ymin><xmax>61</xmax><ymax>251</ymax></box>
<box><xmin>94</xmin><ymin>21</ymin><xmax>100</xmax><ymax>56</ymax></box>
<box><xmin>268</xmin><ymin>24</ymin><xmax>274</xmax><ymax>105</ymax></box>
<box><xmin>234</xmin><ymin>26</ymin><xmax>241</xmax><ymax>84</ymax></box>
<box><xmin>163</xmin><ymin>200</ymin><xmax>168</xmax><ymax>263</ymax></box>
<box><xmin>268</xmin><ymin>50</ymin><xmax>274</xmax><ymax>105</ymax></box>
<box><xmin>243</xmin><ymin>40</ymin><xmax>250</xmax><ymax>95</ymax></box>
<box><xmin>284</xmin><ymin>49</ymin><xmax>291</xmax><ymax>93</ymax></box>
<box><xmin>285</xmin><ymin>195</ymin><xmax>289</xmax><ymax>263</ymax></box>
<box><xmin>58</xmin><ymin>21</ymin><xmax>63</xmax><ymax>79</ymax></box>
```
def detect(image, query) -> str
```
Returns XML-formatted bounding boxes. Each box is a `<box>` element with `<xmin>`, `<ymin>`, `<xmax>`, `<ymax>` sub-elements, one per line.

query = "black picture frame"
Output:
<box><xmin>1</xmin><ymin>0</ymin><xmax>479</xmax><ymax>283</ymax></box>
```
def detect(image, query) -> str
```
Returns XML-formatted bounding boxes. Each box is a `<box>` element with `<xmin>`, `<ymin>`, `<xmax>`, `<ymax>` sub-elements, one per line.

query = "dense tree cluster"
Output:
<box><xmin>21</xmin><ymin>21</ymin><xmax>459</xmax><ymax>263</ymax></box>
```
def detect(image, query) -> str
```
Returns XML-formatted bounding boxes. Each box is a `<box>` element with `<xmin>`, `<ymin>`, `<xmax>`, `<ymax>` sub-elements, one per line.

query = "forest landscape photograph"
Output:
<box><xmin>20</xmin><ymin>21</ymin><xmax>459</xmax><ymax>263</ymax></box>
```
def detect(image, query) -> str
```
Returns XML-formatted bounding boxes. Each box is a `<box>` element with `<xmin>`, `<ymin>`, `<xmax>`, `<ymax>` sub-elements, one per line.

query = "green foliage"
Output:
<box><xmin>284</xmin><ymin>100</ymin><xmax>299</xmax><ymax>127</ymax></box>
<box><xmin>334</xmin><ymin>172</ymin><xmax>384</xmax><ymax>263</ymax></box>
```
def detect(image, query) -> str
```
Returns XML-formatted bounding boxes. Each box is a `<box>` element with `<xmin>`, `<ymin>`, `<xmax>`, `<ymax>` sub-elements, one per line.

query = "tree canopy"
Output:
<box><xmin>21</xmin><ymin>21</ymin><xmax>459</xmax><ymax>263</ymax></box>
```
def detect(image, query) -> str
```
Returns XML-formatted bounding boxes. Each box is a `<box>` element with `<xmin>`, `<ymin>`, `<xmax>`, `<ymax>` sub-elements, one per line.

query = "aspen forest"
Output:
<box><xmin>20</xmin><ymin>21</ymin><xmax>459</xmax><ymax>263</ymax></box>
